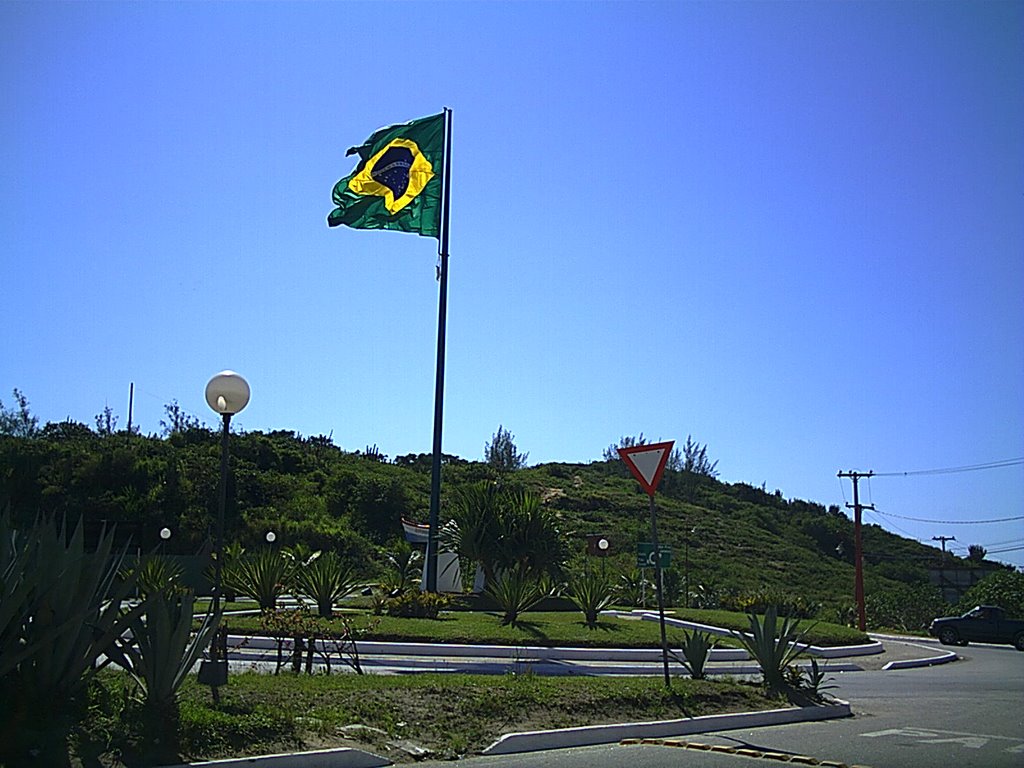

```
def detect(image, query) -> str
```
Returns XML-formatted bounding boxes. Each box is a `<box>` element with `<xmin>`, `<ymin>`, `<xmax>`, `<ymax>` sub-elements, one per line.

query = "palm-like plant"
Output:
<box><xmin>439</xmin><ymin>482</ymin><xmax>502</xmax><ymax>584</ymax></box>
<box><xmin>294</xmin><ymin>551</ymin><xmax>361</xmax><ymax>617</ymax></box>
<box><xmin>565</xmin><ymin>569</ymin><xmax>617</xmax><ymax>628</ymax></box>
<box><xmin>441</xmin><ymin>482</ymin><xmax>566</xmax><ymax>589</ymax></box>
<box><xmin>495</xmin><ymin>491</ymin><xmax>566</xmax><ymax>578</ymax></box>
<box><xmin>618</xmin><ymin>567</ymin><xmax>653</xmax><ymax>608</ymax></box>
<box><xmin>223</xmin><ymin>549</ymin><xmax>293</xmax><ymax>610</ymax></box>
<box><xmin>380</xmin><ymin>541</ymin><xmax>423</xmax><ymax>596</ymax></box>
<box><xmin>730</xmin><ymin>605</ymin><xmax>814</xmax><ymax>692</ymax></box>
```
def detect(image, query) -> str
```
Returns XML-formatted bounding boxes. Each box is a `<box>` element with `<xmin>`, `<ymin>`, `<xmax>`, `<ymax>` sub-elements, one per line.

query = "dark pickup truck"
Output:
<box><xmin>929</xmin><ymin>605</ymin><xmax>1024</xmax><ymax>650</ymax></box>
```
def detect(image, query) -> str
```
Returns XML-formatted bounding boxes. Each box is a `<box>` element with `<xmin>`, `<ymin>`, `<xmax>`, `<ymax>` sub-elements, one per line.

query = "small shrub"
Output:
<box><xmin>384</xmin><ymin>591</ymin><xmax>451</xmax><ymax>619</ymax></box>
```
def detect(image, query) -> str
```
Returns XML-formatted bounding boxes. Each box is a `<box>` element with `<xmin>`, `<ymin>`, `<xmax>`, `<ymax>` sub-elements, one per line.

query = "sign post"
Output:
<box><xmin>618</xmin><ymin>440</ymin><xmax>674</xmax><ymax>687</ymax></box>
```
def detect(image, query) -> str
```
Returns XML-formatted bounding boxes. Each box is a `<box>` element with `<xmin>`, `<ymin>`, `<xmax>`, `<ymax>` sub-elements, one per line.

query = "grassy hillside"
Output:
<box><xmin>0</xmin><ymin>428</ymin><xmax>967</xmax><ymax>619</ymax></box>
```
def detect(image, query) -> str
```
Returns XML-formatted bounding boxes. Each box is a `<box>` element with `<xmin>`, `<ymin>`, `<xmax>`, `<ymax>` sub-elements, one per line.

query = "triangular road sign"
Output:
<box><xmin>617</xmin><ymin>440</ymin><xmax>675</xmax><ymax>496</ymax></box>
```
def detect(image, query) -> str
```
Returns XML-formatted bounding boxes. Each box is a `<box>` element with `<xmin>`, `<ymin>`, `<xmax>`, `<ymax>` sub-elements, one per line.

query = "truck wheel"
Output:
<box><xmin>938</xmin><ymin>627</ymin><xmax>959</xmax><ymax>645</ymax></box>
<box><xmin>1014</xmin><ymin>633</ymin><xmax>1024</xmax><ymax>652</ymax></box>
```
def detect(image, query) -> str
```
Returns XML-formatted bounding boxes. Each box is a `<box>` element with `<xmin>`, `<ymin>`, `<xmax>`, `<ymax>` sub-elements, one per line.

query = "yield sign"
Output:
<box><xmin>617</xmin><ymin>441</ymin><xmax>674</xmax><ymax>496</ymax></box>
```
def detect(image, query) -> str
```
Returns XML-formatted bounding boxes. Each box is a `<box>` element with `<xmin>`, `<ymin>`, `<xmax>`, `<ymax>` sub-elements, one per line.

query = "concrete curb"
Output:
<box><xmin>482</xmin><ymin>698</ymin><xmax>853</xmax><ymax>755</ymax></box>
<box><xmin>880</xmin><ymin>645</ymin><xmax>959</xmax><ymax>670</ymax></box>
<box><xmin>229</xmin><ymin>636</ymin><xmax>748</xmax><ymax>663</ymax></box>
<box><xmin>866</xmin><ymin>633</ymin><xmax>961</xmax><ymax>669</ymax></box>
<box><xmin>164</xmin><ymin>747</ymin><xmax>390</xmax><ymax>768</ymax></box>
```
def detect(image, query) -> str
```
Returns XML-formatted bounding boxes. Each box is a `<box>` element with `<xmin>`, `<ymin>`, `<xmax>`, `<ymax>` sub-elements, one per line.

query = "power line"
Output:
<box><xmin>871</xmin><ymin>508</ymin><xmax>1024</xmax><ymax>525</ymax></box>
<box><xmin>873</xmin><ymin>458</ymin><xmax>1024</xmax><ymax>477</ymax></box>
<box><xmin>863</xmin><ymin>509</ymin><xmax>920</xmax><ymax>541</ymax></box>
<box><xmin>987</xmin><ymin>545</ymin><xmax>1024</xmax><ymax>555</ymax></box>
<box><xmin>978</xmin><ymin>538</ymin><xmax>1024</xmax><ymax>548</ymax></box>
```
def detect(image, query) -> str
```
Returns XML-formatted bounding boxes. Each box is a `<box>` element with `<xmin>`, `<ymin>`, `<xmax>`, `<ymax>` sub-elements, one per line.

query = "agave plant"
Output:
<box><xmin>0</xmin><ymin>512</ymin><xmax>146</xmax><ymax>767</ymax></box>
<box><xmin>293</xmin><ymin>551</ymin><xmax>361</xmax><ymax>618</ymax></box>
<box><xmin>133</xmin><ymin>554</ymin><xmax>186</xmax><ymax>598</ymax></box>
<box><xmin>223</xmin><ymin>549</ymin><xmax>293</xmax><ymax>610</ymax></box>
<box><xmin>669</xmin><ymin>629</ymin><xmax>714</xmax><ymax>680</ymax></box>
<box><xmin>565</xmin><ymin>569</ymin><xmax>617</xmax><ymax>628</ymax></box>
<box><xmin>0</xmin><ymin>511</ymin><xmax>46</xmax><ymax>678</ymax></box>
<box><xmin>730</xmin><ymin>605</ymin><xmax>814</xmax><ymax>692</ymax></box>
<box><xmin>107</xmin><ymin>591</ymin><xmax>220</xmax><ymax>763</ymax></box>
<box><xmin>486</xmin><ymin>565</ymin><xmax>557</xmax><ymax>627</ymax></box>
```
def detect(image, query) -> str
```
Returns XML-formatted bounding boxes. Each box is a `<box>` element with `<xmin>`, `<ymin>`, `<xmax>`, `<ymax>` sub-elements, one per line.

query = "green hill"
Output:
<box><xmin>0</xmin><ymin>426</ymin><xmax>970</xmax><ymax>621</ymax></box>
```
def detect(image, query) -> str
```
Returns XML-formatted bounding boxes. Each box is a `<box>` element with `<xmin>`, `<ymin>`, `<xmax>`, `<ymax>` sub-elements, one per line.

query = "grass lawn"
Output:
<box><xmin>218</xmin><ymin>607</ymin><xmax>869</xmax><ymax>649</ymax></box>
<box><xmin>77</xmin><ymin>670</ymin><xmax>784</xmax><ymax>764</ymax></box>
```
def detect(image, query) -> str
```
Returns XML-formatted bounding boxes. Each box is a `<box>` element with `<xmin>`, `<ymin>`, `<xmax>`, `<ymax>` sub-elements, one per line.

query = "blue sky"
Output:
<box><xmin>2</xmin><ymin>1</ymin><xmax>1022</xmax><ymax>567</ymax></box>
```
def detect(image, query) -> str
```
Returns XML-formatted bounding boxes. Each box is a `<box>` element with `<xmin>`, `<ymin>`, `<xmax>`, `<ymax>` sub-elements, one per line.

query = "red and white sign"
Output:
<box><xmin>617</xmin><ymin>440</ymin><xmax>675</xmax><ymax>496</ymax></box>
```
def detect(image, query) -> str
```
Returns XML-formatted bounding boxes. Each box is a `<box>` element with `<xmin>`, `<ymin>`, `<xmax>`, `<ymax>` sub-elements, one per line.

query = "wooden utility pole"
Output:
<box><xmin>837</xmin><ymin>470</ymin><xmax>874</xmax><ymax>631</ymax></box>
<box><xmin>932</xmin><ymin>535</ymin><xmax>955</xmax><ymax>602</ymax></box>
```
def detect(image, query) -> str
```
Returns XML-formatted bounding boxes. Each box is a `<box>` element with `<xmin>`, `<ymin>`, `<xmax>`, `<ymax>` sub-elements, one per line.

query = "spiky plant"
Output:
<box><xmin>730</xmin><ymin>605</ymin><xmax>814</xmax><ymax>692</ymax></box>
<box><xmin>565</xmin><ymin>569</ymin><xmax>617</xmax><ymax>628</ymax></box>
<box><xmin>486</xmin><ymin>566</ymin><xmax>556</xmax><ymax>627</ymax></box>
<box><xmin>0</xmin><ymin>510</ymin><xmax>46</xmax><ymax>678</ymax></box>
<box><xmin>0</xmin><ymin>512</ymin><xmax>146</xmax><ymax>767</ymax></box>
<box><xmin>133</xmin><ymin>554</ymin><xmax>186</xmax><ymax>598</ymax></box>
<box><xmin>293</xmin><ymin>551</ymin><xmax>361</xmax><ymax>618</ymax></box>
<box><xmin>670</xmin><ymin>629</ymin><xmax>714</xmax><ymax>680</ymax></box>
<box><xmin>107</xmin><ymin>591</ymin><xmax>220</xmax><ymax>764</ymax></box>
<box><xmin>223</xmin><ymin>549</ymin><xmax>293</xmax><ymax>610</ymax></box>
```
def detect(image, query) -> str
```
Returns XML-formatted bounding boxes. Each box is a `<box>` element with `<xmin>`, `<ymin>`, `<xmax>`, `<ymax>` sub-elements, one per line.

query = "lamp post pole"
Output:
<box><xmin>203</xmin><ymin>371</ymin><xmax>250</xmax><ymax>703</ymax></box>
<box><xmin>213</xmin><ymin>411</ymin><xmax>231</xmax><ymax>625</ymax></box>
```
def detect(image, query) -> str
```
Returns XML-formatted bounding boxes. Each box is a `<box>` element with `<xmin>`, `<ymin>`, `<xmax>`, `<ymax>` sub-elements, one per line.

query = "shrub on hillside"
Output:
<box><xmin>956</xmin><ymin>570</ymin><xmax>1024</xmax><ymax>618</ymax></box>
<box><xmin>866</xmin><ymin>584</ymin><xmax>946</xmax><ymax>632</ymax></box>
<box><xmin>718</xmin><ymin>588</ymin><xmax>820</xmax><ymax>620</ymax></box>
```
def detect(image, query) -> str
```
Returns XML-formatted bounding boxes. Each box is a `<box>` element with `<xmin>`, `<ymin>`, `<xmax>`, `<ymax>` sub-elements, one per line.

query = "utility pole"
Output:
<box><xmin>932</xmin><ymin>535</ymin><xmax>955</xmax><ymax>603</ymax></box>
<box><xmin>837</xmin><ymin>470</ymin><xmax>874</xmax><ymax>631</ymax></box>
<box><xmin>126</xmin><ymin>382</ymin><xmax>134</xmax><ymax>436</ymax></box>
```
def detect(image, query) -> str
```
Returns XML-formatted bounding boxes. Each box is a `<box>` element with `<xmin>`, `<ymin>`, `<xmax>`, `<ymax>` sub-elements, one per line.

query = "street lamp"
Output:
<box><xmin>200</xmin><ymin>370</ymin><xmax>250</xmax><ymax>698</ymax></box>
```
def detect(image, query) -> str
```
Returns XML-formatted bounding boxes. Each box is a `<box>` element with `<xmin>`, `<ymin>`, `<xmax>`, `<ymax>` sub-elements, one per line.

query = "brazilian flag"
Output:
<box><xmin>328</xmin><ymin>113</ymin><xmax>444</xmax><ymax>238</ymax></box>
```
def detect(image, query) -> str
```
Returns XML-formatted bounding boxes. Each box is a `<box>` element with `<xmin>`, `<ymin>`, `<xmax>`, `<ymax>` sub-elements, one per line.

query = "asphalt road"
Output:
<box><xmin>417</xmin><ymin>641</ymin><xmax>1023</xmax><ymax>768</ymax></box>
